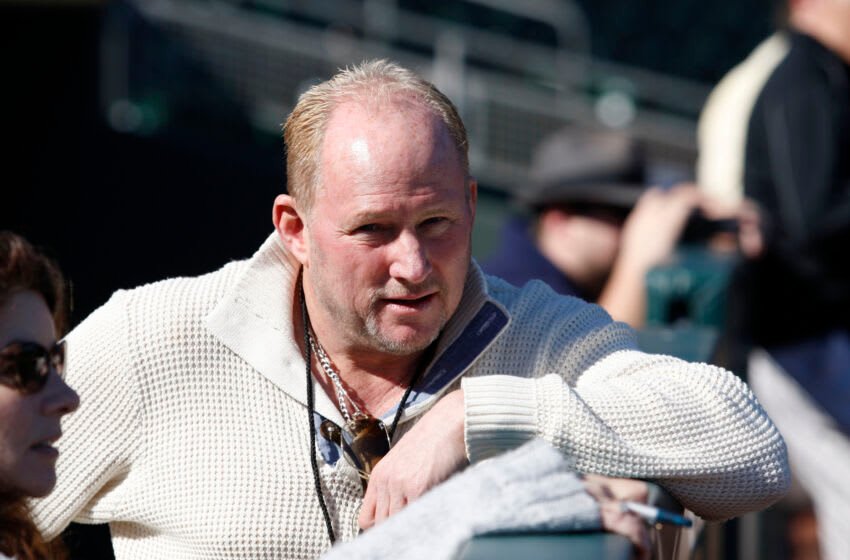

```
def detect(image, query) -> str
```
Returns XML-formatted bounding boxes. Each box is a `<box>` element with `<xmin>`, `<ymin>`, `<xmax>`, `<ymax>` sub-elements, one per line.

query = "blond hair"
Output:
<box><xmin>283</xmin><ymin>59</ymin><xmax>469</xmax><ymax>212</ymax></box>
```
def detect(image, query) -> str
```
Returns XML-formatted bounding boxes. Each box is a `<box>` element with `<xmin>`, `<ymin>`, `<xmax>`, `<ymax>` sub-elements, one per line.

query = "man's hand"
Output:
<box><xmin>358</xmin><ymin>389</ymin><xmax>467</xmax><ymax>530</ymax></box>
<box><xmin>583</xmin><ymin>474</ymin><xmax>652</xmax><ymax>560</ymax></box>
<box><xmin>599</xmin><ymin>184</ymin><xmax>705</xmax><ymax>326</ymax></box>
<box><xmin>618</xmin><ymin>184</ymin><xmax>704</xmax><ymax>273</ymax></box>
<box><xmin>736</xmin><ymin>198</ymin><xmax>764</xmax><ymax>258</ymax></box>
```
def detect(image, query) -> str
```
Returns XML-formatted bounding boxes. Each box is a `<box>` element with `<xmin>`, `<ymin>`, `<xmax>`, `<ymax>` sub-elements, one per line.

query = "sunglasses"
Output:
<box><xmin>0</xmin><ymin>340</ymin><xmax>65</xmax><ymax>394</ymax></box>
<box><xmin>320</xmin><ymin>412</ymin><xmax>391</xmax><ymax>488</ymax></box>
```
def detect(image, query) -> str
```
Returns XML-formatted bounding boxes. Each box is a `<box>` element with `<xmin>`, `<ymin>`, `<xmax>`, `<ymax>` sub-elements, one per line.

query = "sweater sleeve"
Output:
<box><xmin>462</xmin><ymin>301</ymin><xmax>789</xmax><ymax>521</ymax></box>
<box><xmin>29</xmin><ymin>291</ymin><xmax>144</xmax><ymax>539</ymax></box>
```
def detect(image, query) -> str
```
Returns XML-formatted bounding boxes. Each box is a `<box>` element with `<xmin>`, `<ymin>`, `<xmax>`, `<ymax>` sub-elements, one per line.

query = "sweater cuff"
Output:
<box><xmin>462</xmin><ymin>375</ymin><xmax>539</xmax><ymax>464</ymax></box>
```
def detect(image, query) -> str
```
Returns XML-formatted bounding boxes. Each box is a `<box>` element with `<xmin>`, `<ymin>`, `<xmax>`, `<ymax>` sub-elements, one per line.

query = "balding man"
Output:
<box><xmin>32</xmin><ymin>60</ymin><xmax>788</xmax><ymax>559</ymax></box>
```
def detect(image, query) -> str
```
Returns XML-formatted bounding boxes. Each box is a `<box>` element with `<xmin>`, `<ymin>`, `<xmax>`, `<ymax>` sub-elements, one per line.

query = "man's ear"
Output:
<box><xmin>273</xmin><ymin>194</ymin><xmax>309</xmax><ymax>264</ymax></box>
<box><xmin>467</xmin><ymin>177</ymin><xmax>478</xmax><ymax>221</ymax></box>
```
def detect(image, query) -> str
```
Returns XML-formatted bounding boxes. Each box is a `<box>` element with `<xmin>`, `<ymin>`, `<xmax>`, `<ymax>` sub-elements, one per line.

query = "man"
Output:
<box><xmin>32</xmin><ymin>60</ymin><xmax>788</xmax><ymax>558</ymax></box>
<box><xmin>707</xmin><ymin>0</ymin><xmax>850</xmax><ymax>557</ymax></box>
<box><xmin>484</xmin><ymin>127</ymin><xmax>716</xmax><ymax>327</ymax></box>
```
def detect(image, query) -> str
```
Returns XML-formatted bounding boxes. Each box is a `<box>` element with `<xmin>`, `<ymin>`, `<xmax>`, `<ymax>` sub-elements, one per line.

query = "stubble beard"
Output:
<box><xmin>308</xmin><ymin>270</ymin><xmax>448</xmax><ymax>357</ymax></box>
<box><xmin>363</xmin><ymin>295</ymin><xmax>447</xmax><ymax>356</ymax></box>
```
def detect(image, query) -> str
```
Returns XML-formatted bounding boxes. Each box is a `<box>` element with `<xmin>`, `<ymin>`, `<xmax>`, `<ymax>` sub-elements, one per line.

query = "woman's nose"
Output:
<box><xmin>41</xmin><ymin>370</ymin><xmax>80</xmax><ymax>416</ymax></box>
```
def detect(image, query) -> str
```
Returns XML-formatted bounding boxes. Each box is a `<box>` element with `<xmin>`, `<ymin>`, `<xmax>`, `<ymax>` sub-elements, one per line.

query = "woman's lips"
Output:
<box><xmin>30</xmin><ymin>442</ymin><xmax>59</xmax><ymax>459</ymax></box>
<box><xmin>30</xmin><ymin>434</ymin><xmax>61</xmax><ymax>458</ymax></box>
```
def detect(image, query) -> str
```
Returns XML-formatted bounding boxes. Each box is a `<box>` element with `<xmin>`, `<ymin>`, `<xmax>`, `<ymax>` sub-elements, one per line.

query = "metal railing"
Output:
<box><xmin>101</xmin><ymin>0</ymin><xmax>711</xmax><ymax>192</ymax></box>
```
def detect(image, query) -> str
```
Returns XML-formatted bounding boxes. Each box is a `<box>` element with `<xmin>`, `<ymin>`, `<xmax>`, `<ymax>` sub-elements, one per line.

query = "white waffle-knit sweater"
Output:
<box><xmin>31</xmin><ymin>233</ymin><xmax>789</xmax><ymax>559</ymax></box>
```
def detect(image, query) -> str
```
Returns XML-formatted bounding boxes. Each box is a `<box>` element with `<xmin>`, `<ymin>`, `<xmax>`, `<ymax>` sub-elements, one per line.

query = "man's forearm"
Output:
<box><xmin>462</xmin><ymin>361</ymin><xmax>790</xmax><ymax>521</ymax></box>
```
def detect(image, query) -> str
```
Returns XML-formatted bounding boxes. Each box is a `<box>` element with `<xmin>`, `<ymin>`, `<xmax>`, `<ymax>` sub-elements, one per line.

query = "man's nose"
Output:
<box><xmin>388</xmin><ymin>231</ymin><xmax>432</xmax><ymax>284</ymax></box>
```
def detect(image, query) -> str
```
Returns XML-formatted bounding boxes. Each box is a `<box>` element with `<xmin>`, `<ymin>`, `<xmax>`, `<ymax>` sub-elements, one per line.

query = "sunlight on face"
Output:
<box><xmin>350</xmin><ymin>137</ymin><xmax>371</xmax><ymax>167</ymax></box>
<box><xmin>302</xmin><ymin>97</ymin><xmax>474</xmax><ymax>358</ymax></box>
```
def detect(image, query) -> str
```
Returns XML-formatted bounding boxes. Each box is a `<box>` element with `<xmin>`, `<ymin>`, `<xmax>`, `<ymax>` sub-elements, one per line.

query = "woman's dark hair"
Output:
<box><xmin>0</xmin><ymin>232</ymin><xmax>67</xmax><ymax>559</ymax></box>
<box><xmin>0</xmin><ymin>231</ymin><xmax>67</xmax><ymax>335</ymax></box>
<box><xmin>0</xmin><ymin>495</ymin><xmax>64</xmax><ymax>560</ymax></box>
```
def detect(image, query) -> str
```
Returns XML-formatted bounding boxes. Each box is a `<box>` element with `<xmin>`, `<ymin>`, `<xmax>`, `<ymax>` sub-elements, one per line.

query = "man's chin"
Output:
<box><xmin>367</xmin><ymin>324</ymin><xmax>442</xmax><ymax>356</ymax></box>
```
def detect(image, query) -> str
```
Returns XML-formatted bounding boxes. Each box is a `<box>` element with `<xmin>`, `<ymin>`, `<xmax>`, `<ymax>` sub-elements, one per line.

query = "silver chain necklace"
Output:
<box><xmin>306</xmin><ymin>327</ymin><xmax>363</xmax><ymax>423</ymax></box>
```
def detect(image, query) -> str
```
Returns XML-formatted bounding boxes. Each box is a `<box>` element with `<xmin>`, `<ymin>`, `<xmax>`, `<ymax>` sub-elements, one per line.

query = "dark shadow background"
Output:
<box><xmin>2</xmin><ymin>3</ymin><xmax>282</xmax><ymax>328</ymax></box>
<box><xmin>3</xmin><ymin>7</ymin><xmax>280</xmax><ymax>555</ymax></box>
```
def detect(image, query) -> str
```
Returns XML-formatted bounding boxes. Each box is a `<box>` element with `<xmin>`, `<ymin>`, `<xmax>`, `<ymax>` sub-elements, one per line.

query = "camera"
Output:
<box><xmin>680</xmin><ymin>210</ymin><xmax>739</xmax><ymax>244</ymax></box>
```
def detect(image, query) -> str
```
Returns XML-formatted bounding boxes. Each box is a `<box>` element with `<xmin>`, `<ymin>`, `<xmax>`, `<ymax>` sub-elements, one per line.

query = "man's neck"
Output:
<box><xmin>791</xmin><ymin>14</ymin><xmax>850</xmax><ymax>65</ymax></box>
<box><xmin>318</xmin><ymin>341</ymin><xmax>426</xmax><ymax>416</ymax></box>
<box><xmin>295</xmin><ymin>291</ymin><xmax>428</xmax><ymax>418</ymax></box>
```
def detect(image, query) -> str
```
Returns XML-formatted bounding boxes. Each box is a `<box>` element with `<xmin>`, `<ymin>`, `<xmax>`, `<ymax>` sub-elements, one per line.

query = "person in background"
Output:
<box><xmin>483</xmin><ymin>127</ymin><xmax>724</xmax><ymax>328</ymax></box>
<box><xmin>701</xmin><ymin>0</ymin><xmax>850</xmax><ymax>557</ymax></box>
<box><xmin>0</xmin><ymin>232</ymin><xmax>80</xmax><ymax>560</ymax></box>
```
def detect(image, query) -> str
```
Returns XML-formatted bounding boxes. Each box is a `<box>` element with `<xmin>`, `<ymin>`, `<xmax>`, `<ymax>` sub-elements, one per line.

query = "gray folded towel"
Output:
<box><xmin>323</xmin><ymin>439</ymin><xmax>601</xmax><ymax>560</ymax></box>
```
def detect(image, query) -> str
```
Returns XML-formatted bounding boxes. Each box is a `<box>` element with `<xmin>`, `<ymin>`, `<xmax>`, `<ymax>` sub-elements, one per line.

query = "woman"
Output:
<box><xmin>0</xmin><ymin>232</ymin><xmax>79</xmax><ymax>560</ymax></box>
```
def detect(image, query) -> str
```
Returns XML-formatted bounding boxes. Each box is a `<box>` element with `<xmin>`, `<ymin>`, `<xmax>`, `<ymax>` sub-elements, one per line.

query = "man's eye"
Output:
<box><xmin>421</xmin><ymin>217</ymin><xmax>451</xmax><ymax>231</ymax></box>
<box><xmin>355</xmin><ymin>224</ymin><xmax>385</xmax><ymax>234</ymax></box>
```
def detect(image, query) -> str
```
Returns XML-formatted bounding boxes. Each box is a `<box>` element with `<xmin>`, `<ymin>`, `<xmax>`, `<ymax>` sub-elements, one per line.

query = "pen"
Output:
<box><xmin>620</xmin><ymin>501</ymin><xmax>693</xmax><ymax>527</ymax></box>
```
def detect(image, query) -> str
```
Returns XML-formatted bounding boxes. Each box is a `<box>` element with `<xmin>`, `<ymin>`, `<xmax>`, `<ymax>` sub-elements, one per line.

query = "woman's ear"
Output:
<box><xmin>273</xmin><ymin>194</ymin><xmax>309</xmax><ymax>264</ymax></box>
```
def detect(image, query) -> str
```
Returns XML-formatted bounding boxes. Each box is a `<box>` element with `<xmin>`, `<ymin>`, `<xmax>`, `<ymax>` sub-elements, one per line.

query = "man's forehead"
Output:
<box><xmin>324</xmin><ymin>96</ymin><xmax>443</xmax><ymax>142</ymax></box>
<box><xmin>321</xmin><ymin>97</ymin><xmax>458</xmax><ymax>173</ymax></box>
<box><xmin>331</xmin><ymin>92</ymin><xmax>428</xmax><ymax>118</ymax></box>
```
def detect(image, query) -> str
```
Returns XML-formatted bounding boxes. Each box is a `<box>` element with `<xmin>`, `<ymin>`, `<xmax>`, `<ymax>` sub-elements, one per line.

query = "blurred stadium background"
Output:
<box><xmin>2</xmin><ymin>0</ymin><xmax>777</xmax><ymax>323</ymax></box>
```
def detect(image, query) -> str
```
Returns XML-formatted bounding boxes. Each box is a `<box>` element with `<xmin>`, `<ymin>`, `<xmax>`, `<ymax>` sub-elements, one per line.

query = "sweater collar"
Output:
<box><xmin>205</xmin><ymin>232</ymin><xmax>510</xmax><ymax>424</ymax></box>
<box><xmin>205</xmin><ymin>232</ymin><xmax>343</xmax><ymax>425</ymax></box>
